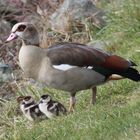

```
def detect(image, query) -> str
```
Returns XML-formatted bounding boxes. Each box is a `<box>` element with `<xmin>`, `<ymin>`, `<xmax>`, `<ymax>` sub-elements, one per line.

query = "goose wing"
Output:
<box><xmin>47</xmin><ymin>43</ymin><xmax>132</xmax><ymax>71</ymax></box>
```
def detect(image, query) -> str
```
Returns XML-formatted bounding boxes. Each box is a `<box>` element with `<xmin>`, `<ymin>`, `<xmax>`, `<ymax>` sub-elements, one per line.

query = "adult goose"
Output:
<box><xmin>6</xmin><ymin>22</ymin><xmax>140</xmax><ymax>111</ymax></box>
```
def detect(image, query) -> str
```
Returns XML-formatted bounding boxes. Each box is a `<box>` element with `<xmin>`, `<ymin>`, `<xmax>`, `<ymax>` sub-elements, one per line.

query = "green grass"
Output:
<box><xmin>0</xmin><ymin>0</ymin><xmax>140</xmax><ymax>139</ymax></box>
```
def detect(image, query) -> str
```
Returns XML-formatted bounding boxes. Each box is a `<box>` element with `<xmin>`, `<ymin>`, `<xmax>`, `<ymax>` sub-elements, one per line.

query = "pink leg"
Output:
<box><xmin>69</xmin><ymin>92</ymin><xmax>76</xmax><ymax>112</ymax></box>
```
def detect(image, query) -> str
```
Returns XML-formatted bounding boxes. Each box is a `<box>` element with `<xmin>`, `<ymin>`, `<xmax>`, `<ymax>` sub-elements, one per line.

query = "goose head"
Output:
<box><xmin>6</xmin><ymin>22</ymin><xmax>39</xmax><ymax>46</ymax></box>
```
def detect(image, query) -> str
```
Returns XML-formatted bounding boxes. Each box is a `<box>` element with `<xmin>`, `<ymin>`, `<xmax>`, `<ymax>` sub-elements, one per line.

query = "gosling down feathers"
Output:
<box><xmin>17</xmin><ymin>96</ymin><xmax>46</xmax><ymax>121</ymax></box>
<box><xmin>39</xmin><ymin>94</ymin><xmax>67</xmax><ymax>119</ymax></box>
<box><xmin>6</xmin><ymin>22</ymin><xmax>140</xmax><ymax>111</ymax></box>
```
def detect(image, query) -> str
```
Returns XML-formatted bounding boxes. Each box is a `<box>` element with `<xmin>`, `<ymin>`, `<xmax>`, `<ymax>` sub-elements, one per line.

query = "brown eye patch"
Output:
<box><xmin>17</xmin><ymin>25</ymin><xmax>26</xmax><ymax>32</ymax></box>
<box><xmin>24</xmin><ymin>96</ymin><xmax>31</xmax><ymax>101</ymax></box>
<box><xmin>16</xmin><ymin>96</ymin><xmax>25</xmax><ymax>103</ymax></box>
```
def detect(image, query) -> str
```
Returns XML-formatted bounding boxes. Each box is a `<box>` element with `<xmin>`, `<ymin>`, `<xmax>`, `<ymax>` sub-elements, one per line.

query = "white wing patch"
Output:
<box><xmin>53</xmin><ymin>64</ymin><xmax>77</xmax><ymax>71</ymax></box>
<box><xmin>87</xmin><ymin>66</ymin><xmax>93</xmax><ymax>69</ymax></box>
<box><xmin>53</xmin><ymin>64</ymin><xmax>93</xmax><ymax>71</ymax></box>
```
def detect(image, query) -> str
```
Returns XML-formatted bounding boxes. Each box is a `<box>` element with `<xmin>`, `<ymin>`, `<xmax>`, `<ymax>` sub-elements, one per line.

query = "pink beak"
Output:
<box><xmin>5</xmin><ymin>33</ymin><xmax>18</xmax><ymax>43</ymax></box>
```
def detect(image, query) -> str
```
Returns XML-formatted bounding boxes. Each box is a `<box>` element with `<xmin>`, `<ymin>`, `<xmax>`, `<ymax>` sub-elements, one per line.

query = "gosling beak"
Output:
<box><xmin>5</xmin><ymin>33</ymin><xmax>18</xmax><ymax>43</ymax></box>
<box><xmin>39</xmin><ymin>100</ymin><xmax>43</xmax><ymax>104</ymax></box>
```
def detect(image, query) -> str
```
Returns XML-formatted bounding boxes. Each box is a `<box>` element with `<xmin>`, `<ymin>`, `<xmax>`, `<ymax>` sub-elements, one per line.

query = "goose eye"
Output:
<box><xmin>18</xmin><ymin>25</ymin><xmax>26</xmax><ymax>32</ymax></box>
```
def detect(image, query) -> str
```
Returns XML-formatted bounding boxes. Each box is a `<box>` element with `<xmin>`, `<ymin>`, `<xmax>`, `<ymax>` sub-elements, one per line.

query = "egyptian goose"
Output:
<box><xmin>39</xmin><ymin>94</ymin><xmax>67</xmax><ymax>118</ymax></box>
<box><xmin>6</xmin><ymin>22</ymin><xmax>140</xmax><ymax>111</ymax></box>
<box><xmin>17</xmin><ymin>96</ymin><xmax>46</xmax><ymax>121</ymax></box>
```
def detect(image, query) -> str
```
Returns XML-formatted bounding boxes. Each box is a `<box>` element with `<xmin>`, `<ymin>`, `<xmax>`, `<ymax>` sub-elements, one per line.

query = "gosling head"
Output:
<box><xmin>22</xmin><ymin>96</ymin><xmax>35</xmax><ymax>105</ymax></box>
<box><xmin>39</xmin><ymin>94</ymin><xmax>52</xmax><ymax>104</ymax></box>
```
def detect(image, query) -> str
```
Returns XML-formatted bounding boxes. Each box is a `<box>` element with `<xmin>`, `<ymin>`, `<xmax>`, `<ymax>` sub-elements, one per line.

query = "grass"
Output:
<box><xmin>0</xmin><ymin>0</ymin><xmax>140</xmax><ymax>140</ymax></box>
<box><xmin>0</xmin><ymin>82</ymin><xmax>140</xmax><ymax>140</ymax></box>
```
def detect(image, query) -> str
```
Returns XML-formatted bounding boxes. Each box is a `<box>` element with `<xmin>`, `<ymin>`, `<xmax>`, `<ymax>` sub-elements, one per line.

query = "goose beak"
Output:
<box><xmin>5</xmin><ymin>33</ymin><xmax>18</xmax><ymax>43</ymax></box>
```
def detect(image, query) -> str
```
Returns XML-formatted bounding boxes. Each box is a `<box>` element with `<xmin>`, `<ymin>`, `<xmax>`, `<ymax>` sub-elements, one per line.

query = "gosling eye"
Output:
<box><xmin>24</xmin><ymin>96</ymin><xmax>31</xmax><ymax>101</ymax></box>
<box><xmin>41</xmin><ymin>95</ymin><xmax>48</xmax><ymax>99</ymax></box>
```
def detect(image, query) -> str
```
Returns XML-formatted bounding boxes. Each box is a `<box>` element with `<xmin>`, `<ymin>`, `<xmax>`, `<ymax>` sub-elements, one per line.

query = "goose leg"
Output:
<box><xmin>91</xmin><ymin>87</ymin><xmax>97</xmax><ymax>105</ymax></box>
<box><xmin>69</xmin><ymin>92</ymin><xmax>76</xmax><ymax>112</ymax></box>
